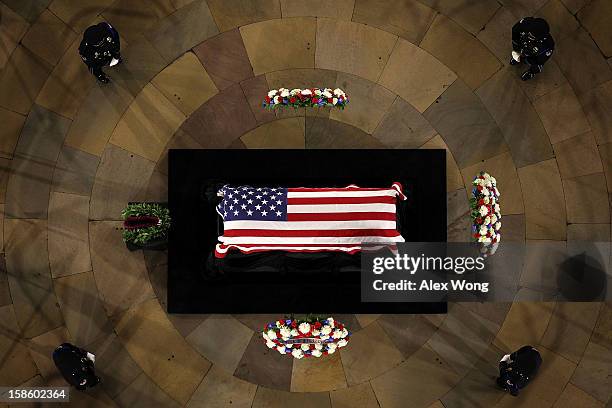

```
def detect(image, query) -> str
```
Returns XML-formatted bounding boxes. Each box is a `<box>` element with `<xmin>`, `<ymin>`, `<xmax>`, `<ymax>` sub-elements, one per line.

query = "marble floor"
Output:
<box><xmin>0</xmin><ymin>0</ymin><xmax>611</xmax><ymax>407</ymax></box>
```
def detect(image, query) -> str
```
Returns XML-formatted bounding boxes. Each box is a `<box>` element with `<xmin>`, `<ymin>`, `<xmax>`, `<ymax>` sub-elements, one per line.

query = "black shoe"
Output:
<box><xmin>521</xmin><ymin>70</ymin><xmax>534</xmax><ymax>81</ymax></box>
<box><xmin>96</xmin><ymin>74</ymin><xmax>110</xmax><ymax>84</ymax></box>
<box><xmin>510</xmin><ymin>57</ymin><xmax>519</xmax><ymax>66</ymax></box>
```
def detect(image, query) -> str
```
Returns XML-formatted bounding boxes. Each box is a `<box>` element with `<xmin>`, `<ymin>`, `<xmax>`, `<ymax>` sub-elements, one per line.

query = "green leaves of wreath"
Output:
<box><xmin>121</xmin><ymin>203</ymin><xmax>171</xmax><ymax>245</ymax></box>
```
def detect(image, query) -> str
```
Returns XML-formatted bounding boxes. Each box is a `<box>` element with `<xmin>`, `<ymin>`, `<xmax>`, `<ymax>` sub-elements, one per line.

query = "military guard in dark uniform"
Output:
<box><xmin>53</xmin><ymin>343</ymin><xmax>100</xmax><ymax>390</ymax></box>
<box><xmin>496</xmin><ymin>345</ymin><xmax>542</xmax><ymax>396</ymax></box>
<box><xmin>78</xmin><ymin>22</ymin><xmax>122</xmax><ymax>84</ymax></box>
<box><xmin>511</xmin><ymin>17</ymin><xmax>555</xmax><ymax>81</ymax></box>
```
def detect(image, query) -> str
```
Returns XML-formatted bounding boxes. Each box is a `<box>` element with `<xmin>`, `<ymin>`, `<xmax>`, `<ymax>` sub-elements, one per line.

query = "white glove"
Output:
<box><xmin>500</xmin><ymin>354</ymin><xmax>511</xmax><ymax>363</ymax></box>
<box><xmin>86</xmin><ymin>352</ymin><xmax>96</xmax><ymax>363</ymax></box>
<box><xmin>109</xmin><ymin>57</ymin><xmax>119</xmax><ymax>67</ymax></box>
<box><xmin>511</xmin><ymin>51</ymin><xmax>521</xmax><ymax>62</ymax></box>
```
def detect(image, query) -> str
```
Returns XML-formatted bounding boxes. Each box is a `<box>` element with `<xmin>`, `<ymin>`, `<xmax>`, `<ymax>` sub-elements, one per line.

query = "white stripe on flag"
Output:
<box><xmin>215</xmin><ymin>244</ymin><xmax>388</xmax><ymax>254</ymax></box>
<box><xmin>287</xmin><ymin>203</ymin><xmax>396</xmax><ymax>213</ymax></box>
<box><xmin>222</xmin><ymin>220</ymin><xmax>398</xmax><ymax>231</ymax></box>
<box><xmin>287</xmin><ymin>190</ymin><xmax>399</xmax><ymax>198</ymax></box>
<box><xmin>218</xmin><ymin>236</ymin><xmax>405</xmax><ymax>244</ymax></box>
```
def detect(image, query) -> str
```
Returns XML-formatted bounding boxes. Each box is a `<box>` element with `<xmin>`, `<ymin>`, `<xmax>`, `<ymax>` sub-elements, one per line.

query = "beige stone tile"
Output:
<box><xmin>152</xmin><ymin>52</ymin><xmax>218</xmax><ymax>116</ymax></box>
<box><xmin>27</xmin><ymin>326</ymin><xmax>71</xmax><ymax>385</ymax></box>
<box><xmin>520</xmin><ymin>60</ymin><xmax>569</xmax><ymax>102</ymax></box>
<box><xmin>186</xmin><ymin>315</ymin><xmax>252</xmax><ymax>373</ymax></box>
<box><xmin>0</xmin><ymin>305</ymin><xmax>39</xmax><ymax>386</ymax></box>
<box><xmin>378</xmin><ymin>314</ymin><xmax>445</xmax><ymax>359</ymax></box>
<box><xmin>537</xmin><ymin>0</ymin><xmax>580</xmax><ymax>40</ymax></box>
<box><xmin>372</xmin><ymin>97</ymin><xmax>436</xmax><ymax>148</ymax></box>
<box><xmin>252</xmin><ymin>387</ymin><xmax>332</xmax><ymax>408</ymax></box>
<box><xmin>89</xmin><ymin>221</ymin><xmax>155</xmax><ymax>316</ymax></box>
<box><xmin>591</xmin><ymin>302</ymin><xmax>611</xmax><ymax>349</ymax></box>
<box><xmin>578</xmin><ymin>0</ymin><xmax>612</xmax><ymax>57</ymax></box>
<box><xmin>0</xmin><ymin>3</ymin><xmax>29</xmax><ymax>70</ymax></box>
<box><xmin>115</xmin><ymin>372</ymin><xmax>181</xmax><ymax>408</ymax></box>
<box><xmin>340</xmin><ymin>321</ymin><xmax>403</xmax><ymax>386</ymax></box>
<box><xmin>49</xmin><ymin>0</ymin><xmax>115</xmax><ymax>32</ymax></box>
<box><xmin>554</xmin><ymin>383</ymin><xmax>604</xmax><ymax>408</ymax></box>
<box><xmin>379</xmin><ymin>38</ymin><xmax>457</xmax><ymax>113</ymax></box>
<box><xmin>241</xmin><ymin>17</ymin><xmax>315</xmax><ymax>76</ymax></box>
<box><xmin>501</xmin><ymin>214</ymin><xmax>526</xmax><ymax>241</ymax></box>
<box><xmin>0</xmin><ymin>46</ymin><xmax>52</xmax><ymax>115</ymax></box>
<box><xmin>461</xmin><ymin>151</ymin><xmax>524</xmax><ymax>215</ymax></box>
<box><xmin>352</xmin><ymin>0</ymin><xmax>435</xmax><ymax>44</ymax></box>
<box><xmin>291</xmin><ymin>351</ymin><xmax>347</xmax><ymax>392</ymax></box>
<box><xmin>446</xmin><ymin>188</ymin><xmax>471</xmax><ymax>242</ymax></box>
<box><xmin>371</xmin><ymin>345</ymin><xmax>461</xmax><ymax>408</ymax></box>
<box><xmin>48</xmin><ymin>192</ymin><xmax>91</xmax><ymax>277</ymax></box>
<box><xmin>207</xmin><ymin>0</ymin><xmax>279</xmax><ymax>32</ymax></box>
<box><xmin>110</xmin><ymin>83</ymin><xmax>185</xmax><ymax>162</ymax></box>
<box><xmin>354</xmin><ymin>314</ymin><xmax>380</xmax><ymax>328</ymax></box>
<box><xmin>493</xmin><ymin>302</ymin><xmax>554</xmax><ymax>351</ymax></box>
<box><xmin>419</xmin><ymin>0</ymin><xmax>500</xmax><ymax>35</ymax></box>
<box><xmin>421</xmin><ymin>14</ymin><xmax>501</xmax><ymax>90</ymax></box>
<box><xmin>571</xmin><ymin>341</ymin><xmax>612</xmax><ymax>403</ymax></box>
<box><xmin>115</xmin><ymin>299</ymin><xmax>210</xmax><ymax>404</ymax></box>
<box><xmin>518</xmin><ymin>159</ymin><xmax>567</xmax><ymax>240</ymax></box>
<box><xmin>54</xmin><ymin>271</ymin><xmax>111</xmax><ymax>346</ymax></box>
<box><xmin>15</xmin><ymin>104</ymin><xmax>69</xmax><ymax>162</ymax></box>
<box><xmin>281</xmin><ymin>0</ymin><xmax>354</xmax><ymax>19</ymax></box>
<box><xmin>582</xmin><ymin>80</ymin><xmax>612</xmax><ymax>145</ymax></box>
<box><xmin>101</xmin><ymin>0</ymin><xmax>176</xmax><ymax>43</ymax></box>
<box><xmin>563</xmin><ymin>173</ymin><xmax>610</xmax><ymax>224</ymax></box>
<box><xmin>533</xmin><ymin>84</ymin><xmax>591</xmax><ymax>144</ymax></box>
<box><xmin>21</xmin><ymin>9</ymin><xmax>76</xmax><ymax>66</ymax></box>
<box><xmin>316</xmin><ymin>18</ymin><xmax>397</xmax><ymax>83</ymax></box>
<box><xmin>330</xmin><ymin>382</ymin><xmax>380</xmax><ymax>408</ymax></box>
<box><xmin>234</xmin><ymin>332</ymin><xmax>293</xmax><ymax>390</ymax></box>
<box><xmin>496</xmin><ymin>346</ymin><xmax>576</xmax><ymax>407</ymax></box>
<box><xmin>560</xmin><ymin>0</ymin><xmax>590</xmax><ymax>13</ymax></box>
<box><xmin>0</xmin><ymin>158</ymin><xmax>8</xmax><ymax>204</ymax></box>
<box><xmin>4</xmin><ymin>155</ymin><xmax>54</xmax><ymax>219</ymax></box>
<box><xmin>53</xmin><ymin>145</ymin><xmax>99</xmax><ymax>196</ymax></box>
<box><xmin>187</xmin><ymin>365</ymin><xmax>256</xmax><ymax>408</ymax></box>
<box><xmin>305</xmin><ymin>117</ymin><xmax>385</xmax><ymax>149</ymax></box>
<box><xmin>541</xmin><ymin>302</ymin><xmax>601</xmax><ymax>363</ymax></box>
<box><xmin>420</xmin><ymin>135</ymin><xmax>464</xmax><ymax>192</ymax></box>
<box><xmin>144</xmin><ymin>170</ymin><xmax>167</xmax><ymax>202</ymax></box>
<box><xmin>36</xmin><ymin>39</ymin><xmax>95</xmax><ymax>119</ymax></box>
<box><xmin>0</xmin><ymin>108</ymin><xmax>25</xmax><ymax>158</ymax></box>
<box><xmin>476</xmin><ymin>7</ymin><xmax>517</xmax><ymax>64</ymax></box>
<box><xmin>554</xmin><ymin>132</ymin><xmax>603</xmax><ymax>179</ymax></box>
<box><xmin>89</xmin><ymin>145</ymin><xmax>155</xmax><ymax>220</ymax></box>
<box><xmin>4</xmin><ymin>219</ymin><xmax>63</xmax><ymax>338</ymax></box>
<box><xmin>241</xmin><ymin>117</ymin><xmax>305</xmax><ymax>148</ymax></box>
<box><xmin>64</xmin><ymin>81</ymin><xmax>134</xmax><ymax>156</ymax></box>
<box><xmin>567</xmin><ymin>223</ymin><xmax>610</xmax><ymax>241</ymax></box>
<box><xmin>2</xmin><ymin>0</ymin><xmax>52</xmax><ymax>23</ymax></box>
<box><xmin>241</xmin><ymin>74</ymin><xmax>277</xmax><ymax>124</ymax></box>
<box><xmin>330</xmin><ymin>72</ymin><xmax>395</xmax><ymax>133</ymax></box>
<box><xmin>0</xmin><ymin>208</ymin><xmax>3</xmax><ymax>254</ymax></box>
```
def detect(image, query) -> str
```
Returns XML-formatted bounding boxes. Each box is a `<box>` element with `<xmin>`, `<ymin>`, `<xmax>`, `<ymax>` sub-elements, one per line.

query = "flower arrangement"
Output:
<box><xmin>470</xmin><ymin>172</ymin><xmax>501</xmax><ymax>245</ymax></box>
<box><xmin>263</xmin><ymin>88</ymin><xmax>349</xmax><ymax>109</ymax></box>
<box><xmin>262</xmin><ymin>316</ymin><xmax>350</xmax><ymax>359</ymax></box>
<box><xmin>121</xmin><ymin>203</ymin><xmax>171</xmax><ymax>245</ymax></box>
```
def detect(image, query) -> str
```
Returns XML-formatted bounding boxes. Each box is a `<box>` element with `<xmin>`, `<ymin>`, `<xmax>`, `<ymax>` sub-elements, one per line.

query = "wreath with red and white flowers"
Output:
<box><xmin>263</xmin><ymin>88</ymin><xmax>348</xmax><ymax>109</ymax></box>
<box><xmin>470</xmin><ymin>171</ymin><xmax>501</xmax><ymax>245</ymax></box>
<box><xmin>262</xmin><ymin>316</ymin><xmax>350</xmax><ymax>359</ymax></box>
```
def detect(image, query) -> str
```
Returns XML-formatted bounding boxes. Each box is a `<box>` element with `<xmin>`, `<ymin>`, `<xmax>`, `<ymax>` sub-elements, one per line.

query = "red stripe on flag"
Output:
<box><xmin>222</xmin><ymin>229</ymin><xmax>400</xmax><ymax>237</ymax></box>
<box><xmin>287</xmin><ymin>196</ymin><xmax>395</xmax><ymax>205</ymax></box>
<box><xmin>288</xmin><ymin>187</ymin><xmax>394</xmax><ymax>192</ymax></box>
<box><xmin>287</xmin><ymin>212</ymin><xmax>397</xmax><ymax>221</ymax></box>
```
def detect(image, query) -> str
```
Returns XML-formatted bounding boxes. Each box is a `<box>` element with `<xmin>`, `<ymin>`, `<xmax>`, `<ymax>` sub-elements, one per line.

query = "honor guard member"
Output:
<box><xmin>510</xmin><ymin>17</ymin><xmax>555</xmax><ymax>81</ymax></box>
<box><xmin>496</xmin><ymin>345</ymin><xmax>542</xmax><ymax>396</ymax></box>
<box><xmin>53</xmin><ymin>343</ymin><xmax>101</xmax><ymax>391</ymax></box>
<box><xmin>78</xmin><ymin>22</ymin><xmax>122</xmax><ymax>84</ymax></box>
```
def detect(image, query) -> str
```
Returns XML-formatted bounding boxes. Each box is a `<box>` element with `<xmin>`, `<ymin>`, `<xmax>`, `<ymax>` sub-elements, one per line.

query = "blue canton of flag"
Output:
<box><xmin>216</xmin><ymin>185</ymin><xmax>288</xmax><ymax>221</ymax></box>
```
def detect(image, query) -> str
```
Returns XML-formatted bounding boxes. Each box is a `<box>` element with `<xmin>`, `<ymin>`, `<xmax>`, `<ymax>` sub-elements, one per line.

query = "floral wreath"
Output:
<box><xmin>262</xmin><ymin>316</ymin><xmax>350</xmax><ymax>359</ymax></box>
<box><xmin>264</xmin><ymin>88</ymin><xmax>348</xmax><ymax>109</ymax></box>
<box><xmin>470</xmin><ymin>172</ymin><xmax>501</xmax><ymax>246</ymax></box>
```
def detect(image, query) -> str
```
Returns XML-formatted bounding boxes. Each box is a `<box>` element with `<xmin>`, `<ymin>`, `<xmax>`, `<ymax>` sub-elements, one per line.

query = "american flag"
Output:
<box><xmin>214</xmin><ymin>183</ymin><xmax>407</xmax><ymax>258</ymax></box>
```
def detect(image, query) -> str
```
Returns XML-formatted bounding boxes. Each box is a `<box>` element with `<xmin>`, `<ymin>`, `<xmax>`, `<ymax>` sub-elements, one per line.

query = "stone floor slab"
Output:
<box><xmin>240</xmin><ymin>75</ymin><xmax>276</xmax><ymax>124</ymax></box>
<box><xmin>281</xmin><ymin>0</ymin><xmax>355</xmax><ymax>19</ymax></box>
<box><xmin>0</xmin><ymin>255</ymin><xmax>9</xmax><ymax>306</ymax></box>
<box><xmin>52</xmin><ymin>145</ymin><xmax>99</xmax><ymax>196</ymax></box>
<box><xmin>378</xmin><ymin>314</ymin><xmax>440</xmax><ymax>359</ymax></box>
<box><xmin>553</xmin><ymin>383</ymin><xmax>605</xmax><ymax>408</ymax></box>
<box><xmin>420</xmin><ymin>135</ymin><xmax>464</xmax><ymax>192</ymax></box>
<box><xmin>578</xmin><ymin>0</ymin><xmax>612</xmax><ymax>57</ymax></box>
<box><xmin>252</xmin><ymin>387</ymin><xmax>332</xmax><ymax>408</ymax></box>
<box><xmin>101</xmin><ymin>0</ymin><xmax>176</xmax><ymax>44</ymax></box>
<box><xmin>152</xmin><ymin>52</ymin><xmax>218</xmax><ymax>116</ymax></box>
<box><xmin>493</xmin><ymin>302</ymin><xmax>554</xmax><ymax>351</ymax></box>
<box><xmin>570</xmin><ymin>341</ymin><xmax>612</xmax><ymax>403</ymax></box>
<box><xmin>291</xmin><ymin>351</ymin><xmax>347</xmax><ymax>392</ymax></box>
<box><xmin>54</xmin><ymin>271</ymin><xmax>111</xmax><ymax>347</ymax></box>
<box><xmin>4</xmin><ymin>155</ymin><xmax>54</xmax><ymax>219</ymax></box>
<box><xmin>145</xmin><ymin>0</ymin><xmax>218</xmax><ymax>63</ymax></box>
<box><xmin>0</xmin><ymin>3</ymin><xmax>29</xmax><ymax>70</ymax></box>
<box><xmin>582</xmin><ymin>80</ymin><xmax>612</xmax><ymax>145</ymax></box>
<box><xmin>0</xmin><ymin>158</ymin><xmax>8</xmax><ymax>204</ymax></box>
<box><xmin>241</xmin><ymin>117</ymin><xmax>305</xmax><ymax>148</ymax></box>
<box><xmin>114</xmin><ymin>372</ymin><xmax>181</xmax><ymax>408</ymax></box>
<box><xmin>1</xmin><ymin>0</ymin><xmax>51</xmax><ymax>23</ymax></box>
<box><xmin>330</xmin><ymin>382</ymin><xmax>380</xmax><ymax>408</ymax></box>
<box><xmin>476</xmin><ymin>7</ymin><xmax>517</xmax><ymax>65</ymax></box>
<box><xmin>193</xmin><ymin>29</ymin><xmax>254</xmax><ymax>91</ymax></box>
<box><xmin>371</xmin><ymin>345</ymin><xmax>461</xmax><ymax>408</ymax></box>
<box><xmin>425</xmin><ymin>79</ymin><xmax>508</xmax><ymax>169</ymax></box>
<box><xmin>187</xmin><ymin>365</ymin><xmax>256</xmax><ymax>408</ymax></box>
<box><xmin>537</xmin><ymin>0</ymin><xmax>580</xmax><ymax>41</ymax></box>
<box><xmin>90</xmin><ymin>144</ymin><xmax>155</xmax><ymax>220</ymax></box>
<box><xmin>4</xmin><ymin>219</ymin><xmax>63</xmax><ymax>338</ymax></box>
<box><xmin>418</xmin><ymin>0</ymin><xmax>500</xmax><ymax>35</ymax></box>
<box><xmin>500</xmin><ymin>0</ymin><xmax>548</xmax><ymax>17</ymax></box>
<box><xmin>379</xmin><ymin>38</ymin><xmax>456</xmax><ymax>113</ymax></box>
<box><xmin>27</xmin><ymin>326</ymin><xmax>71</xmax><ymax>385</ymax></box>
<box><xmin>446</xmin><ymin>188</ymin><xmax>471</xmax><ymax>242</ymax></box>
<box><xmin>21</xmin><ymin>9</ymin><xmax>76</xmax><ymax>66</ymax></box>
<box><xmin>421</xmin><ymin>14</ymin><xmax>501</xmax><ymax>90</ymax></box>
<box><xmin>476</xmin><ymin>68</ymin><xmax>553</xmax><ymax>168</ymax></box>
<box><xmin>562</xmin><ymin>173</ymin><xmax>610</xmax><ymax>224</ymax></box>
<box><xmin>89</xmin><ymin>221</ymin><xmax>154</xmax><ymax>316</ymax></box>
<box><xmin>110</xmin><ymin>83</ymin><xmax>185</xmax><ymax>162</ymax></box>
<box><xmin>554</xmin><ymin>132</ymin><xmax>603</xmax><ymax>179</ymax></box>
<box><xmin>15</xmin><ymin>104</ymin><xmax>70</xmax><ymax>162</ymax></box>
<box><xmin>461</xmin><ymin>151</ymin><xmax>524</xmax><ymax>215</ymax></box>
<box><xmin>316</xmin><ymin>19</ymin><xmax>396</xmax><ymax>83</ymax></box>
<box><xmin>352</xmin><ymin>0</ymin><xmax>435</xmax><ymax>44</ymax></box>
<box><xmin>207</xmin><ymin>0</ymin><xmax>280</xmax><ymax>32</ymax></box>
<box><xmin>186</xmin><ymin>315</ymin><xmax>252</xmax><ymax>373</ymax></box>
<box><xmin>0</xmin><ymin>108</ymin><xmax>25</xmax><ymax>159</ymax></box>
<box><xmin>591</xmin><ymin>302</ymin><xmax>611</xmax><ymax>349</ymax></box>
<box><xmin>234</xmin><ymin>332</ymin><xmax>293</xmax><ymax>391</ymax></box>
<box><xmin>0</xmin><ymin>305</ymin><xmax>39</xmax><ymax>386</ymax></box>
<box><xmin>144</xmin><ymin>170</ymin><xmax>167</xmax><ymax>202</ymax></box>
<box><xmin>519</xmin><ymin>59</ymin><xmax>568</xmax><ymax>102</ymax></box>
<box><xmin>500</xmin><ymin>213</ymin><xmax>526</xmax><ymax>241</ymax></box>
<box><xmin>533</xmin><ymin>83</ymin><xmax>591</xmax><ymax>144</ymax></box>
<box><xmin>155</xmin><ymin>129</ymin><xmax>202</xmax><ymax>175</ymax></box>
<box><xmin>48</xmin><ymin>0</ymin><xmax>115</xmax><ymax>32</ymax></box>
<box><xmin>305</xmin><ymin>117</ymin><xmax>384</xmax><ymax>149</ymax></box>
<box><xmin>567</xmin><ymin>223</ymin><xmax>610</xmax><ymax>241</ymax></box>
<box><xmin>48</xmin><ymin>192</ymin><xmax>91</xmax><ymax>277</ymax></box>
<box><xmin>115</xmin><ymin>298</ymin><xmax>211</xmax><ymax>405</ymax></box>
<box><xmin>372</xmin><ymin>97</ymin><xmax>436</xmax><ymax>149</ymax></box>
<box><xmin>340</xmin><ymin>321</ymin><xmax>403</xmax><ymax>386</ymax></box>
<box><xmin>241</xmin><ymin>17</ymin><xmax>316</xmax><ymax>76</ymax></box>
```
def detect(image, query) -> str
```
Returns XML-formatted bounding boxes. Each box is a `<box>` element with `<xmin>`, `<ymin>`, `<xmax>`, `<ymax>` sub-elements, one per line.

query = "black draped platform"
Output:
<box><xmin>168</xmin><ymin>149</ymin><xmax>447</xmax><ymax>314</ymax></box>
